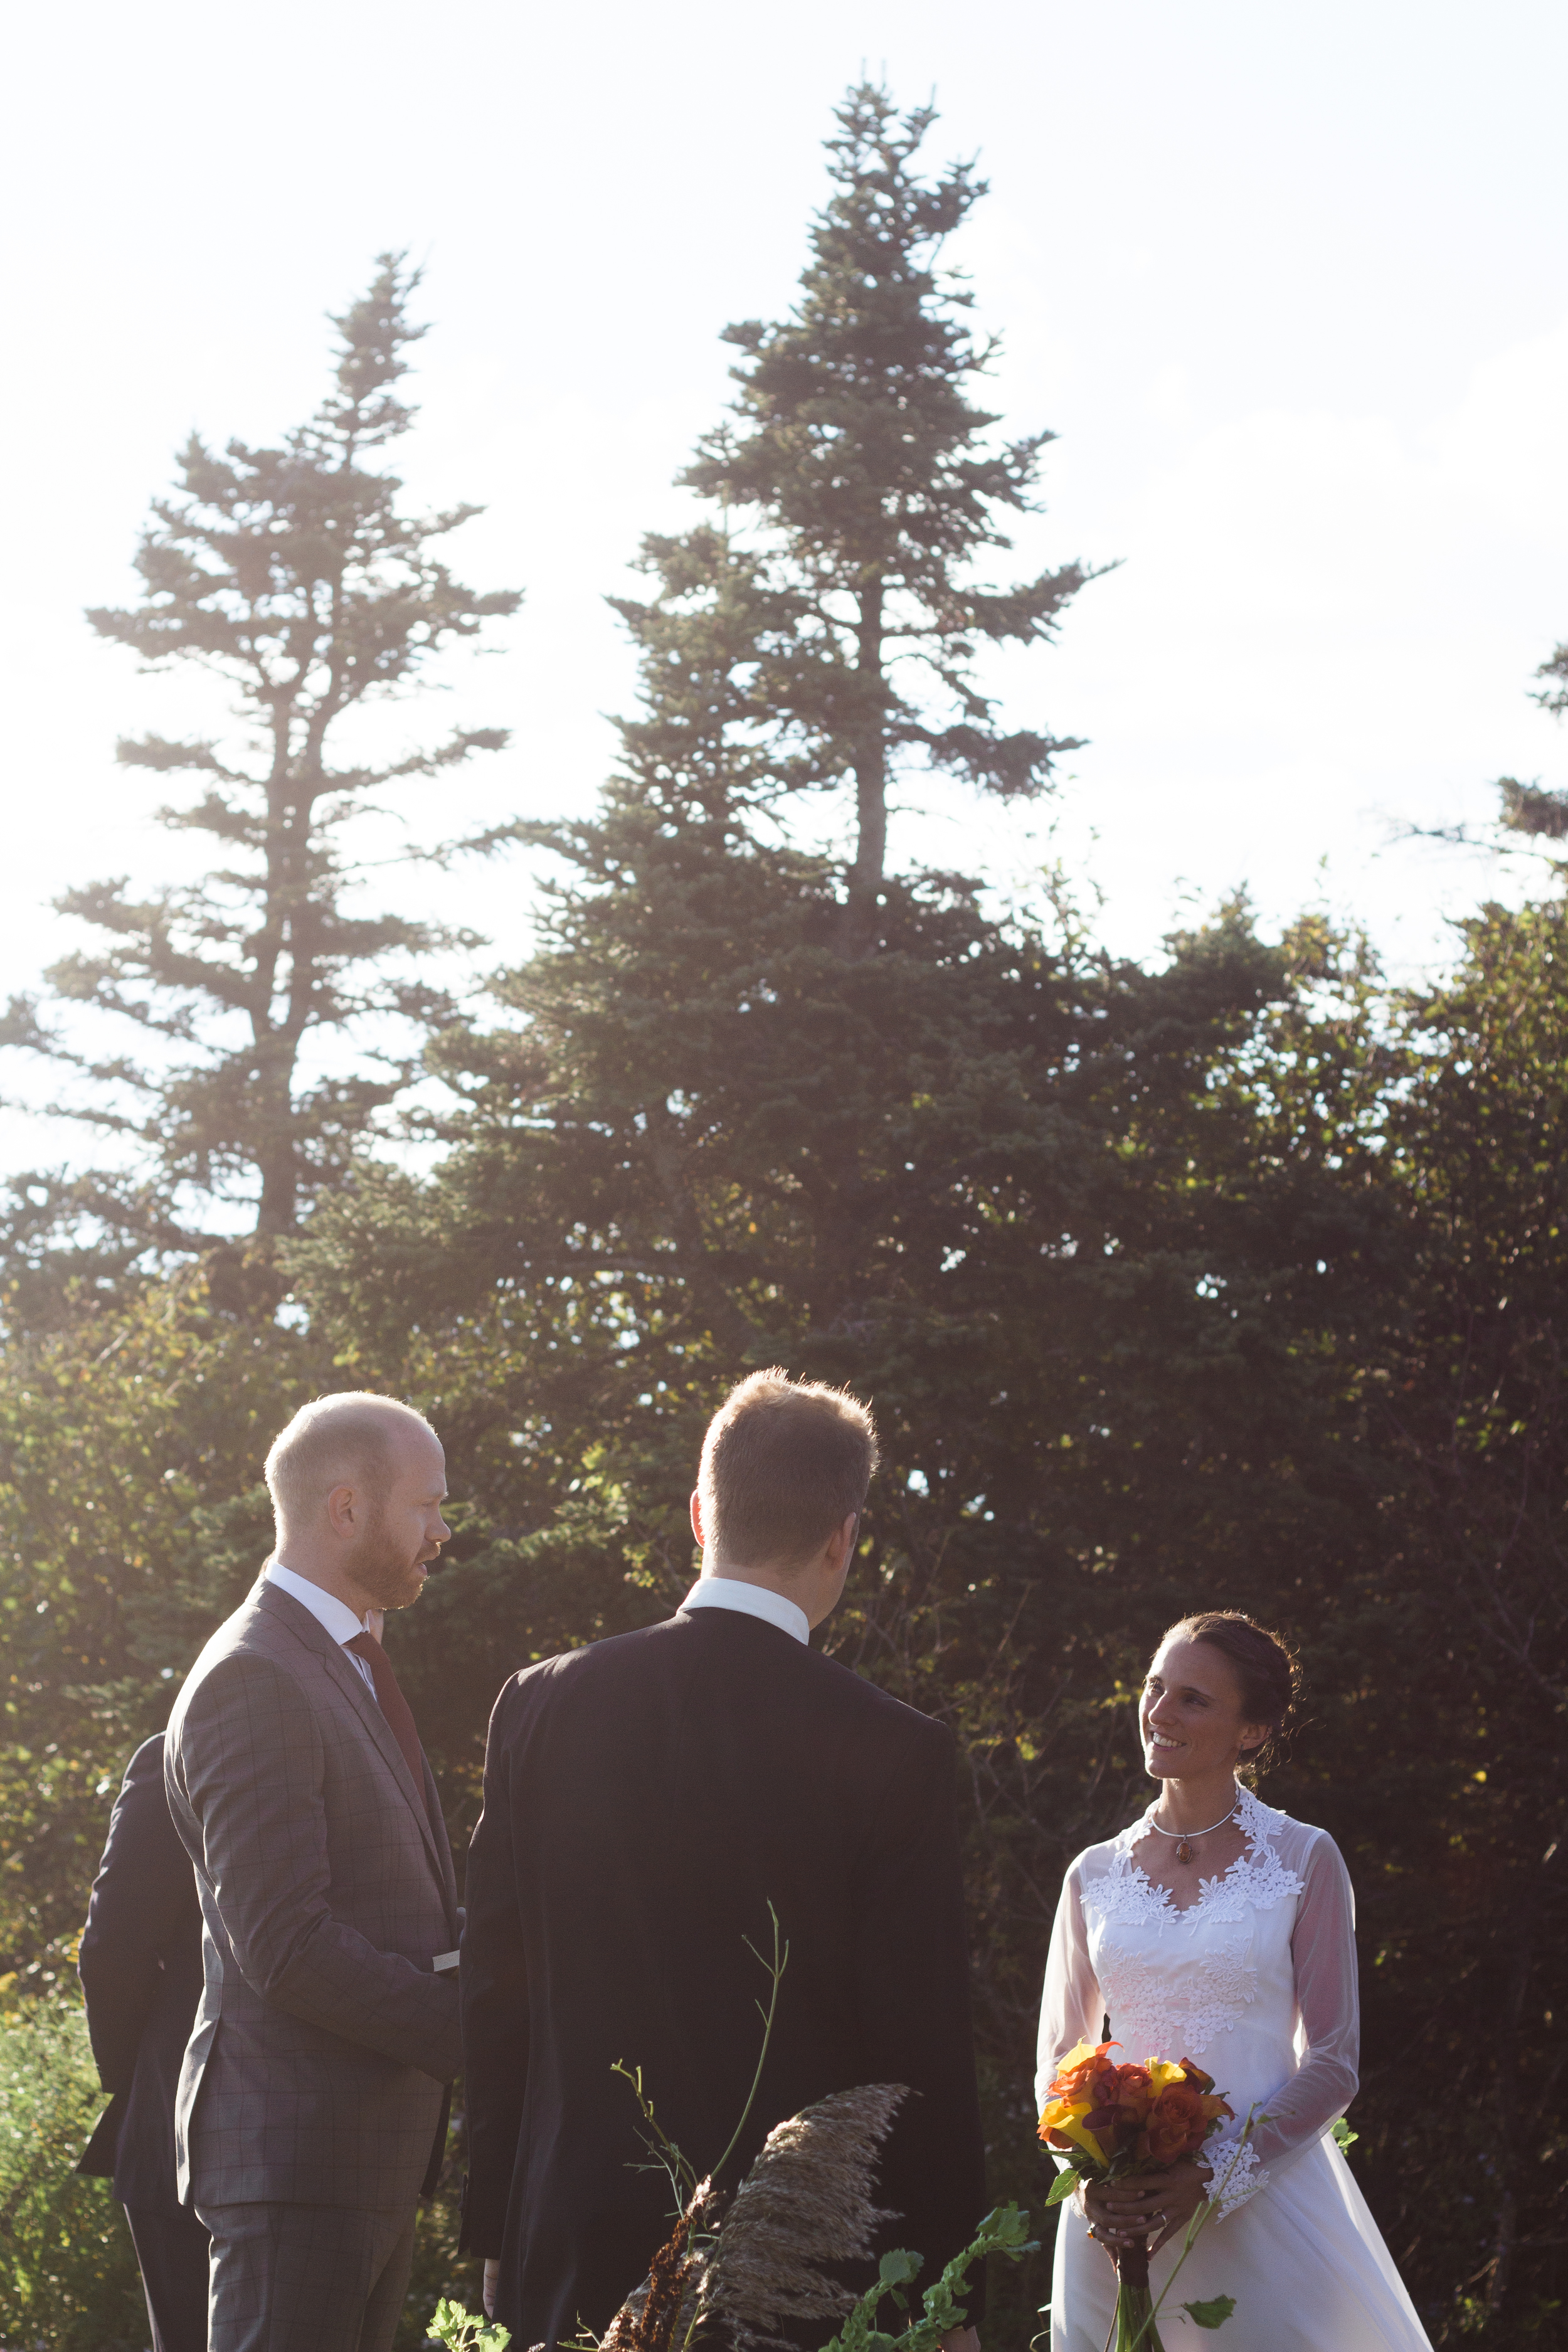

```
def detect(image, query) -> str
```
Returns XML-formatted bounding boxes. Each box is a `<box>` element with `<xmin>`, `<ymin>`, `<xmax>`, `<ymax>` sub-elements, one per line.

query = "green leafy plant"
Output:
<box><xmin>1180</xmin><ymin>2295</ymin><xmax>1236</xmax><ymax>2331</ymax></box>
<box><xmin>427</xmin><ymin>2295</ymin><xmax>512</xmax><ymax>2350</ymax></box>
<box><xmin>819</xmin><ymin>2201</ymin><xmax>1037</xmax><ymax>2352</ymax></box>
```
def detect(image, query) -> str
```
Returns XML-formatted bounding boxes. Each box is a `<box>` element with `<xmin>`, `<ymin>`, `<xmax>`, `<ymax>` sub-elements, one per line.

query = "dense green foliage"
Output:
<box><xmin>1</xmin><ymin>78</ymin><xmax>1564</xmax><ymax>2352</ymax></box>
<box><xmin>0</xmin><ymin>1992</ymin><xmax>146</xmax><ymax>2349</ymax></box>
<box><xmin>0</xmin><ymin>1988</ymin><xmax>479</xmax><ymax>2352</ymax></box>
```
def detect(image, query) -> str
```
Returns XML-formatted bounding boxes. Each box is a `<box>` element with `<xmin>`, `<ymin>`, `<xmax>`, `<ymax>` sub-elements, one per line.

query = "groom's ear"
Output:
<box><xmin>830</xmin><ymin>1510</ymin><xmax>860</xmax><ymax>1575</ymax></box>
<box><xmin>326</xmin><ymin>1481</ymin><xmax>361</xmax><ymax>1539</ymax></box>
<box><xmin>689</xmin><ymin>1488</ymin><xmax>706</xmax><ymax>1551</ymax></box>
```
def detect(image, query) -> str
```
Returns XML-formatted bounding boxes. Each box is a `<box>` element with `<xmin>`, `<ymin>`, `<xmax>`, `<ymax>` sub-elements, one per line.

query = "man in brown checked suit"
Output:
<box><xmin>165</xmin><ymin>1392</ymin><xmax>462</xmax><ymax>2352</ymax></box>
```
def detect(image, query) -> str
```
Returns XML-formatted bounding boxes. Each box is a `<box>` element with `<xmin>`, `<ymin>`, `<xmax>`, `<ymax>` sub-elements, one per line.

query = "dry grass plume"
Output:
<box><xmin>697</xmin><ymin>2083</ymin><xmax>909</xmax><ymax>2352</ymax></box>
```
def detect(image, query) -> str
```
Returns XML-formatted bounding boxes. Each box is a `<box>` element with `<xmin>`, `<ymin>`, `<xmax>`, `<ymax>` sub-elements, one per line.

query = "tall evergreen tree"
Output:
<box><xmin>635</xmin><ymin>83</ymin><xmax>1093</xmax><ymax>951</ymax></box>
<box><xmin>2</xmin><ymin>255</ymin><xmax>520</xmax><ymax>1268</ymax></box>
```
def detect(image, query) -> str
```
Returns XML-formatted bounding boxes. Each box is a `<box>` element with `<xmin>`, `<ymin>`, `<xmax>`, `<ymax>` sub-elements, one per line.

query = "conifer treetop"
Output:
<box><xmin>3</xmin><ymin>255</ymin><xmax>522</xmax><ymax>1273</ymax></box>
<box><xmin>669</xmin><ymin>83</ymin><xmax>1096</xmax><ymax>945</ymax></box>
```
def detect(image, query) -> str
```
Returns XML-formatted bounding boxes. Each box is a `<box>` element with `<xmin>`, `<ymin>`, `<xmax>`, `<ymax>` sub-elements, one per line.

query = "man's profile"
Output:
<box><xmin>164</xmin><ymin>1390</ymin><xmax>462</xmax><ymax>2352</ymax></box>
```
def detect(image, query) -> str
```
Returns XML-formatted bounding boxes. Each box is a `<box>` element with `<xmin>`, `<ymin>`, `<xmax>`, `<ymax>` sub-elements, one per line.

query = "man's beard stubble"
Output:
<box><xmin>347</xmin><ymin>1503</ymin><xmax>431</xmax><ymax>1614</ymax></box>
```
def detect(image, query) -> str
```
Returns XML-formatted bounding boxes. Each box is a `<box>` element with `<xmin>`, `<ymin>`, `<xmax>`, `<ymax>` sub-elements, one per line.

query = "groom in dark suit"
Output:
<box><xmin>460</xmin><ymin>1370</ymin><xmax>988</xmax><ymax>2350</ymax></box>
<box><xmin>164</xmin><ymin>1391</ymin><xmax>463</xmax><ymax>2352</ymax></box>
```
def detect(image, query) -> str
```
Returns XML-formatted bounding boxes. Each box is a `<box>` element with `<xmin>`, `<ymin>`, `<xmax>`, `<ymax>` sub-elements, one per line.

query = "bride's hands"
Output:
<box><xmin>1084</xmin><ymin>2159</ymin><xmax>1211</xmax><ymax>2259</ymax></box>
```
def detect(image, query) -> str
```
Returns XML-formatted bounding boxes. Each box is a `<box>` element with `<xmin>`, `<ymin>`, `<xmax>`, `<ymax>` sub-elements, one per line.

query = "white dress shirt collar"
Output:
<box><xmin>263</xmin><ymin>1560</ymin><xmax>378</xmax><ymax>1699</ymax></box>
<box><xmin>680</xmin><ymin>1574</ymin><xmax>809</xmax><ymax>1645</ymax></box>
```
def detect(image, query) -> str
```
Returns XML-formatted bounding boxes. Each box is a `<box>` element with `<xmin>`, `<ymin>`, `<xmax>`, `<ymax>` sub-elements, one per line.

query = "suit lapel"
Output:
<box><xmin>257</xmin><ymin>1582</ymin><xmax>451</xmax><ymax>1895</ymax></box>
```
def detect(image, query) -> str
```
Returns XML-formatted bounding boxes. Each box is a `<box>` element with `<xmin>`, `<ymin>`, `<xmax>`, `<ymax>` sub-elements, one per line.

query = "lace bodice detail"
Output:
<box><xmin>1088</xmin><ymin>1784</ymin><xmax>1305</xmax><ymax>1932</ymax></box>
<box><xmin>1037</xmin><ymin>1793</ymin><xmax>1360</xmax><ymax>2218</ymax></box>
<box><xmin>1081</xmin><ymin>1786</ymin><xmax>1306</xmax><ymax>2064</ymax></box>
<box><xmin>1096</xmin><ymin>1925</ymin><xmax>1257</xmax><ymax>2063</ymax></box>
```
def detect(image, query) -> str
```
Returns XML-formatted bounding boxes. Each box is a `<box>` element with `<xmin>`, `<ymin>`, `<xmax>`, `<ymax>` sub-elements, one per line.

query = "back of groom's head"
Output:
<box><xmin>699</xmin><ymin>1369</ymin><xmax>879</xmax><ymax>1573</ymax></box>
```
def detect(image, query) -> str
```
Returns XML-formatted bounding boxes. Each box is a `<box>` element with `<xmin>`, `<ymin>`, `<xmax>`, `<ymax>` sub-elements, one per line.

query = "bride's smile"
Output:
<box><xmin>1140</xmin><ymin>1638</ymin><xmax>1269</xmax><ymax>1794</ymax></box>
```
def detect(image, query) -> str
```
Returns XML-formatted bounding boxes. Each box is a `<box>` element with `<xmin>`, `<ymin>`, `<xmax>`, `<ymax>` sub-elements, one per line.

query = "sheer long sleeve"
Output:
<box><xmin>1211</xmin><ymin>1830</ymin><xmax>1360</xmax><ymax>2216</ymax></box>
<box><xmin>1036</xmin><ymin>1863</ymin><xmax>1105</xmax><ymax>2116</ymax></box>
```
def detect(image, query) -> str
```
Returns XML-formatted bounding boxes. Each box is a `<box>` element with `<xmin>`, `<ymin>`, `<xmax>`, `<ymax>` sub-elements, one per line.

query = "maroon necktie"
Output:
<box><xmin>346</xmin><ymin>1629</ymin><xmax>427</xmax><ymax>1796</ymax></box>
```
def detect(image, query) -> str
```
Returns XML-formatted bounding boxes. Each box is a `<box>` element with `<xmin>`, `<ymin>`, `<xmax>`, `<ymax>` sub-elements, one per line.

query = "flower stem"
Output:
<box><xmin>1120</xmin><ymin>2109</ymin><xmax>1260</xmax><ymax>2352</ymax></box>
<box><xmin>708</xmin><ymin>1901</ymin><xmax>790</xmax><ymax>2183</ymax></box>
<box><xmin>1108</xmin><ymin>2255</ymin><xmax>1163</xmax><ymax>2352</ymax></box>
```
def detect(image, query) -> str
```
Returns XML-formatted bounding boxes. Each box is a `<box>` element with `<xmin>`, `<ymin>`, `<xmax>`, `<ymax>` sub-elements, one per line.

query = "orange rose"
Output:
<box><xmin>1138</xmin><ymin>2079</ymin><xmax>1231</xmax><ymax>2166</ymax></box>
<box><xmin>1170</xmin><ymin>2060</ymin><xmax>1232</xmax><ymax>2141</ymax></box>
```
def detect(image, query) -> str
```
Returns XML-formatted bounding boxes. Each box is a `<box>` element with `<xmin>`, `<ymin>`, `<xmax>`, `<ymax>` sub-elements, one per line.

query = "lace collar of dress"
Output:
<box><xmin>1085</xmin><ymin>1783</ymin><xmax>1305</xmax><ymax>1930</ymax></box>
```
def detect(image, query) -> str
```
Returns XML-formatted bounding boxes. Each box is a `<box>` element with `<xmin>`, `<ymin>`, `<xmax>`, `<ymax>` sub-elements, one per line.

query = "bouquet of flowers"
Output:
<box><xmin>1039</xmin><ymin>2039</ymin><xmax>1239</xmax><ymax>2351</ymax></box>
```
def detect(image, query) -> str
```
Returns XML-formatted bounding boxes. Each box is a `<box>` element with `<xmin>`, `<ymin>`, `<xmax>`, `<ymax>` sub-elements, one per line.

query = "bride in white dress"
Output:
<box><xmin>1036</xmin><ymin>1611</ymin><xmax>1433</xmax><ymax>2350</ymax></box>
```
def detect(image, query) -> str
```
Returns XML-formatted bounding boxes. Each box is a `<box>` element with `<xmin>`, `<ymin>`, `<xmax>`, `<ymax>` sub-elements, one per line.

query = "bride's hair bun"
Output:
<box><xmin>1167</xmin><ymin>1611</ymin><xmax>1299</xmax><ymax>1775</ymax></box>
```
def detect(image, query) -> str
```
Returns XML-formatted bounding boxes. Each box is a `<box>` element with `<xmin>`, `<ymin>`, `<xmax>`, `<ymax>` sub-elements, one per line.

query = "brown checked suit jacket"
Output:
<box><xmin>164</xmin><ymin>1577</ymin><xmax>461</xmax><ymax>2212</ymax></box>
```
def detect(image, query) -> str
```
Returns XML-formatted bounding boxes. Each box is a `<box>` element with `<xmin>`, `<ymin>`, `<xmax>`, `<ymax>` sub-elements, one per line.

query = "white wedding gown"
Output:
<box><xmin>1036</xmin><ymin>1788</ymin><xmax>1433</xmax><ymax>2349</ymax></box>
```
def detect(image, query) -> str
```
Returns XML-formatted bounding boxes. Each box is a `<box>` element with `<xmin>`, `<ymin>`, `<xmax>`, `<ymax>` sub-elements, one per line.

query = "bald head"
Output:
<box><xmin>265</xmin><ymin>1392</ymin><xmax>436</xmax><ymax>1535</ymax></box>
<box><xmin>264</xmin><ymin>1392</ymin><xmax>450</xmax><ymax>1616</ymax></box>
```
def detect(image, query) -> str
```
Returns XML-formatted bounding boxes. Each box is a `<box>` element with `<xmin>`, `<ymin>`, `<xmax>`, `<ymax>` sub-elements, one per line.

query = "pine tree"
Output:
<box><xmin>653</xmin><ymin>83</ymin><xmax>1093</xmax><ymax>951</ymax></box>
<box><xmin>2</xmin><ymin>255</ymin><xmax>521</xmax><ymax>1268</ymax></box>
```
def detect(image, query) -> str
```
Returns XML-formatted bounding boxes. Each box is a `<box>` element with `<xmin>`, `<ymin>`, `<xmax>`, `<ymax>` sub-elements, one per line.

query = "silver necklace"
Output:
<box><xmin>1147</xmin><ymin>1787</ymin><xmax>1241</xmax><ymax>1864</ymax></box>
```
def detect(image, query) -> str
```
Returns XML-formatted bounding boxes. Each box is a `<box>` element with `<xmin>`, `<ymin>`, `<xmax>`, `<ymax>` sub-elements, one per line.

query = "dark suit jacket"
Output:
<box><xmin>77</xmin><ymin>1732</ymin><xmax>205</xmax><ymax>2205</ymax></box>
<box><xmin>460</xmin><ymin>1606</ymin><xmax>988</xmax><ymax>2349</ymax></box>
<box><xmin>164</xmin><ymin>1576</ymin><xmax>462</xmax><ymax>2212</ymax></box>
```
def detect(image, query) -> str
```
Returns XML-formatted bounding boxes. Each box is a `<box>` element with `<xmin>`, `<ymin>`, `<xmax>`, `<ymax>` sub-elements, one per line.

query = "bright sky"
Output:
<box><xmin>4</xmin><ymin>0</ymin><xmax>1566</xmax><ymax>1180</ymax></box>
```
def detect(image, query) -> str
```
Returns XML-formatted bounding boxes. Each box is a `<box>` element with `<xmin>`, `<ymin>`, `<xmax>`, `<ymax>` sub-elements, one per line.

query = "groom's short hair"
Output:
<box><xmin>699</xmin><ymin>1369</ymin><xmax>879</xmax><ymax>1572</ymax></box>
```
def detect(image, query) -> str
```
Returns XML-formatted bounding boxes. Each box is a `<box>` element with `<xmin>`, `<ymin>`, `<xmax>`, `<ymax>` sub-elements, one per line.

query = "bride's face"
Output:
<box><xmin>1140</xmin><ymin>1637</ymin><xmax>1267</xmax><ymax>1780</ymax></box>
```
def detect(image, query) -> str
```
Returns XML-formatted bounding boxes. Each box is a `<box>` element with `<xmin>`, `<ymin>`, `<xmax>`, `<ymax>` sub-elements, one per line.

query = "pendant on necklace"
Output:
<box><xmin>1175</xmin><ymin>1838</ymin><xmax>1195</xmax><ymax>1864</ymax></box>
